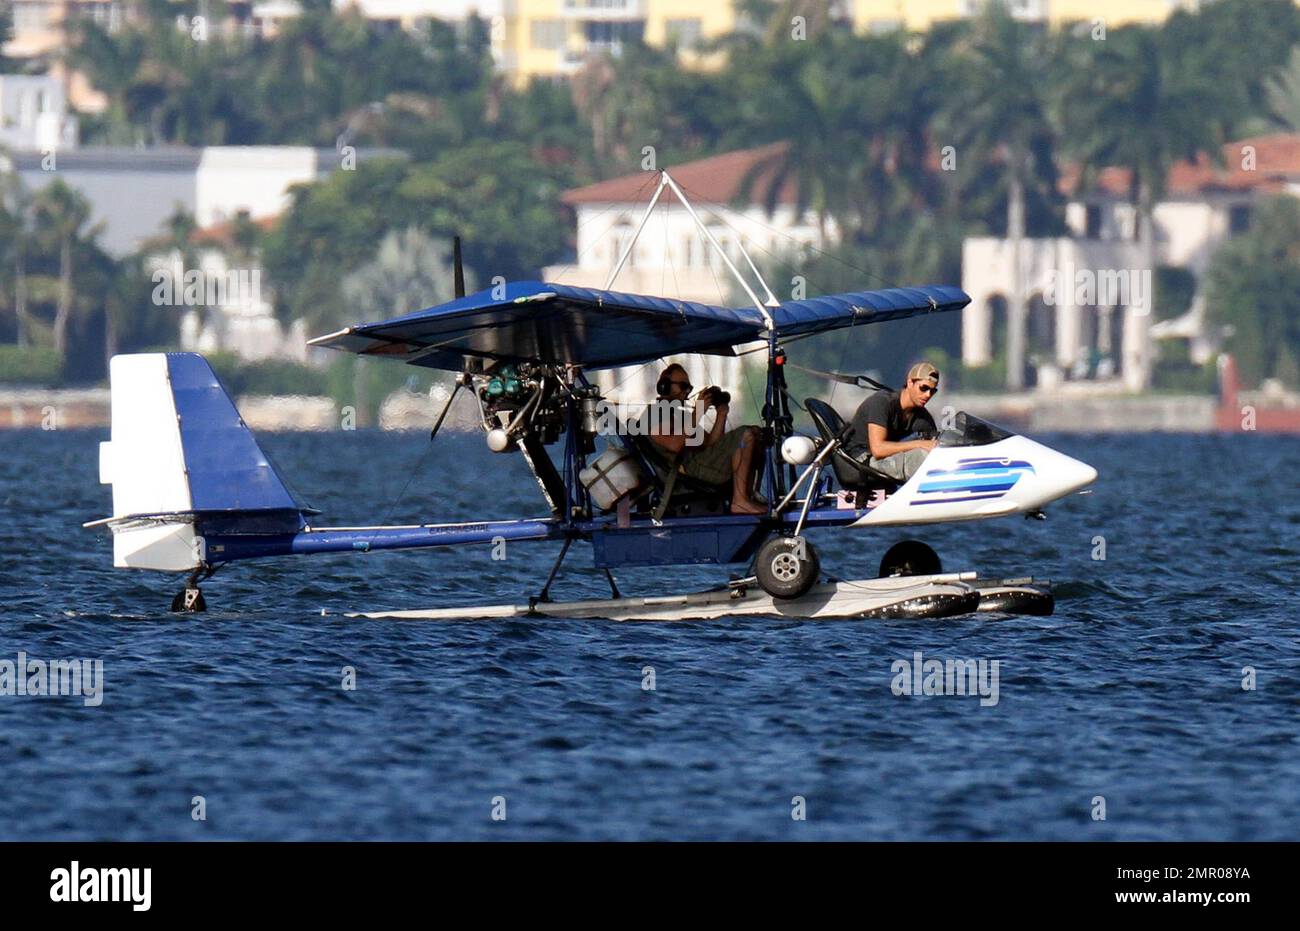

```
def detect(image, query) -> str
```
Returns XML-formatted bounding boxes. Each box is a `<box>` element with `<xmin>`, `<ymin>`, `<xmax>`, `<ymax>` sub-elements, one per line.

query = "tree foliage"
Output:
<box><xmin>1205</xmin><ymin>196</ymin><xmax>1300</xmax><ymax>387</ymax></box>
<box><xmin>9</xmin><ymin>0</ymin><xmax>1299</xmax><ymax>386</ymax></box>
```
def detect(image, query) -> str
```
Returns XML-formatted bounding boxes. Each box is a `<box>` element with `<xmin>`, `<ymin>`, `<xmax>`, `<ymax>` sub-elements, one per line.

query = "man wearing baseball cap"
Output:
<box><xmin>847</xmin><ymin>361</ymin><xmax>940</xmax><ymax>483</ymax></box>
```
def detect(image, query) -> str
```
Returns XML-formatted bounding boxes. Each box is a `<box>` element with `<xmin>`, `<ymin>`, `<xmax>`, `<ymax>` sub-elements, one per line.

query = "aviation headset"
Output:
<box><xmin>657</xmin><ymin>366</ymin><xmax>686</xmax><ymax>398</ymax></box>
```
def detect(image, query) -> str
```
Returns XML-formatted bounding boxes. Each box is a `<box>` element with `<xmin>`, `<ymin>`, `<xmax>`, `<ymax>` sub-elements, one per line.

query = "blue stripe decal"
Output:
<box><xmin>915</xmin><ymin>457</ymin><xmax>1034</xmax><ymax>504</ymax></box>
<box><xmin>927</xmin><ymin>458</ymin><xmax>1035</xmax><ymax>476</ymax></box>
<box><xmin>910</xmin><ymin>492</ymin><xmax>1006</xmax><ymax>505</ymax></box>
<box><xmin>917</xmin><ymin>481</ymin><xmax>1019</xmax><ymax>494</ymax></box>
<box><xmin>918</xmin><ymin>475</ymin><xmax>1021</xmax><ymax>492</ymax></box>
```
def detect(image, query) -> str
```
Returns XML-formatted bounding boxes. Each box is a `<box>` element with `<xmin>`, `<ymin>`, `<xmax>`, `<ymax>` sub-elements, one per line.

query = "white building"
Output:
<box><xmin>0</xmin><ymin>73</ymin><xmax>78</xmax><ymax>151</ymax></box>
<box><xmin>12</xmin><ymin>144</ymin><xmax>402</xmax><ymax>257</ymax></box>
<box><xmin>192</xmin><ymin>145</ymin><xmax>321</xmax><ymax>228</ymax></box>
<box><xmin>544</xmin><ymin>143</ymin><xmax>836</xmax><ymax>406</ymax></box>
<box><xmin>168</xmin><ymin>214</ymin><xmax>313</xmax><ymax>363</ymax></box>
<box><xmin>962</xmin><ymin>133</ymin><xmax>1300</xmax><ymax>392</ymax></box>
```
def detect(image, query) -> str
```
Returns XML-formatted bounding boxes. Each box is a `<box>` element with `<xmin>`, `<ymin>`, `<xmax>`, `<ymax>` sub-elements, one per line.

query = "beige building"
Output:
<box><xmin>495</xmin><ymin>0</ymin><xmax>736</xmax><ymax>85</ymax></box>
<box><xmin>850</xmin><ymin>0</ymin><xmax>1208</xmax><ymax>33</ymax></box>
<box><xmin>7</xmin><ymin>0</ymin><xmax>124</xmax><ymax>59</ymax></box>
<box><xmin>8</xmin><ymin>0</ymin><xmax>1279</xmax><ymax>92</ymax></box>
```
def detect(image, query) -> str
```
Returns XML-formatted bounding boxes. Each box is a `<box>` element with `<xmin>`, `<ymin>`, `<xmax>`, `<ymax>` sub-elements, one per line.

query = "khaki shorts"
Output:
<box><xmin>865</xmin><ymin>447</ymin><xmax>929</xmax><ymax>483</ymax></box>
<box><xmin>682</xmin><ymin>426</ymin><xmax>752</xmax><ymax>485</ymax></box>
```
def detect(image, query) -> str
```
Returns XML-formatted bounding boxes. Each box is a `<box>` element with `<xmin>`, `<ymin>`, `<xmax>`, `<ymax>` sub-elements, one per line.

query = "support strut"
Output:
<box><xmin>532</xmin><ymin>537</ymin><xmax>574</xmax><ymax>607</ymax></box>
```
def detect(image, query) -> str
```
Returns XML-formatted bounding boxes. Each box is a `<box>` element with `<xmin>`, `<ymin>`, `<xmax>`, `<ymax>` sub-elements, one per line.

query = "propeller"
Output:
<box><xmin>452</xmin><ymin>235</ymin><xmax>466</xmax><ymax>299</ymax></box>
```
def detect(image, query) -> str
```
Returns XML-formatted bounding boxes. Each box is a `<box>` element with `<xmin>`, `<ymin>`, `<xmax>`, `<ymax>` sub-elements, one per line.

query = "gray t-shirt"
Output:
<box><xmin>849</xmin><ymin>389</ymin><xmax>936</xmax><ymax>454</ymax></box>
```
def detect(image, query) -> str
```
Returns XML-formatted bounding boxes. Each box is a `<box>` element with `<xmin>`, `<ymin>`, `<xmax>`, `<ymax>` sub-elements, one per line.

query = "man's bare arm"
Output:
<box><xmin>649</xmin><ymin>402</ymin><xmax>694</xmax><ymax>455</ymax></box>
<box><xmin>867</xmin><ymin>423</ymin><xmax>936</xmax><ymax>459</ymax></box>
<box><xmin>649</xmin><ymin>430</ymin><xmax>686</xmax><ymax>455</ymax></box>
<box><xmin>700</xmin><ymin>399</ymin><xmax>728</xmax><ymax>447</ymax></box>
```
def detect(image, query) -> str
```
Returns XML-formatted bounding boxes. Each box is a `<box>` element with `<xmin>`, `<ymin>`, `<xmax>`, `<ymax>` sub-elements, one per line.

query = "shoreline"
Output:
<box><xmin>3</xmin><ymin>386</ymin><xmax>1297</xmax><ymax>434</ymax></box>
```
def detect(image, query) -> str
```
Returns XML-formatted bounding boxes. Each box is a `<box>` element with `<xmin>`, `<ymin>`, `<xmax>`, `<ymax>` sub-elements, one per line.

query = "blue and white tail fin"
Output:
<box><xmin>89</xmin><ymin>353</ymin><xmax>310</xmax><ymax>571</ymax></box>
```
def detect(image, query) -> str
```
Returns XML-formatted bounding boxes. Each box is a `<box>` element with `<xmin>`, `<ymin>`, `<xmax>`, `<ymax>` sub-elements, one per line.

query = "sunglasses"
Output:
<box><xmin>913</xmin><ymin>381</ymin><xmax>938</xmax><ymax>395</ymax></box>
<box><xmin>671</xmin><ymin>380</ymin><xmax>693</xmax><ymax>391</ymax></box>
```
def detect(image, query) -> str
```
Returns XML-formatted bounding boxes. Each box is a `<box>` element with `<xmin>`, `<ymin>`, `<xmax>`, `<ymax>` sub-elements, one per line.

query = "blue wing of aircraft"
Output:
<box><xmin>309</xmin><ymin>280</ymin><xmax>970</xmax><ymax>372</ymax></box>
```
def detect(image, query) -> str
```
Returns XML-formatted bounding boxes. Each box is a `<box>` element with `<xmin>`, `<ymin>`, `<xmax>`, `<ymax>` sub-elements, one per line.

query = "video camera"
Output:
<box><xmin>700</xmin><ymin>386</ymin><xmax>731</xmax><ymax>407</ymax></box>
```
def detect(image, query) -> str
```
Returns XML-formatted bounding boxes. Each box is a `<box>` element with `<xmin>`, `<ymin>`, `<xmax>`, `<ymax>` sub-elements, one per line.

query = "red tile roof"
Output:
<box><xmin>191</xmin><ymin>214</ymin><xmax>279</xmax><ymax>246</ymax></box>
<box><xmin>562</xmin><ymin>142</ymin><xmax>796</xmax><ymax>207</ymax></box>
<box><xmin>1061</xmin><ymin>133</ymin><xmax>1300</xmax><ymax>199</ymax></box>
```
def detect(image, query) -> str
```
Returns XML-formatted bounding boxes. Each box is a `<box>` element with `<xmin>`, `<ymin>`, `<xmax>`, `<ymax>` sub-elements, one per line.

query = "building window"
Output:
<box><xmin>1229</xmin><ymin>204</ymin><xmax>1252</xmax><ymax>235</ymax></box>
<box><xmin>530</xmin><ymin>19</ymin><xmax>566</xmax><ymax>50</ymax></box>
<box><xmin>960</xmin><ymin>0</ymin><xmax>1046</xmax><ymax>20</ymax></box>
<box><xmin>585</xmin><ymin>20</ymin><xmax>644</xmax><ymax>48</ymax></box>
<box><xmin>665</xmin><ymin>18</ymin><xmax>702</xmax><ymax>50</ymax></box>
<box><xmin>1085</xmin><ymin>204</ymin><xmax>1102</xmax><ymax>239</ymax></box>
<box><xmin>75</xmin><ymin>1</ymin><xmax>123</xmax><ymax>31</ymax></box>
<box><xmin>867</xmin><ymin>18</ymin><xmax>904</xmax><ymax>34</ymax></box>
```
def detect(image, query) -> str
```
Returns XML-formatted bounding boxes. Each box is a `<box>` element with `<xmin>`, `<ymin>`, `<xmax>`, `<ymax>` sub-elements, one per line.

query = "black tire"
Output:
<box><xmin>878</xmin><ymin>540</ymin><xmax>942</xmax><ymax>578</ymax></box>
<box><xmin>756</xmin><ymin>536</ymin><xmax>820</xmax><ymax>599</ymax></box>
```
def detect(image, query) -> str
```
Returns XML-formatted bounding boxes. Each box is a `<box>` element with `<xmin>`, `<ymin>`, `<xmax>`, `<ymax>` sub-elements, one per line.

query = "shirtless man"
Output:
<box><xmin>647</xmin><ymin>363</ymin><xmax>766</xmax><ymax>515</ymax></box>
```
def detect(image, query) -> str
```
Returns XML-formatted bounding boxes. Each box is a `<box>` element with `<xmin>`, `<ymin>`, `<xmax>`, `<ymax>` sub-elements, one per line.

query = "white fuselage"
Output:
<box><xmin>852</xmin><ymin>435</ymin><xmax>1097</xmax><ymax>526</ymax></box>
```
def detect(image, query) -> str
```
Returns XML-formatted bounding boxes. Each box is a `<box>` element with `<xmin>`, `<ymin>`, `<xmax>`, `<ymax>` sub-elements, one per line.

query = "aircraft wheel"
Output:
<box><xmin>756</xmin><ymin>536</ymin><xmax>820</xmax><ymax>600</ymax></box>
<box><xmin>878</xmin><ymin>540</ymin><xmax>942</xmax><ymax>578</ymax></box>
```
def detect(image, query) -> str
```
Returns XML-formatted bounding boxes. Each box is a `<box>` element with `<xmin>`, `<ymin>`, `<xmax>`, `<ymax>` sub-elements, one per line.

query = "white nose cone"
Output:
<box><xmin>1023</xmin><ymin>439</ymin><xmax>1097</xmax><ymax>505</ymax></box>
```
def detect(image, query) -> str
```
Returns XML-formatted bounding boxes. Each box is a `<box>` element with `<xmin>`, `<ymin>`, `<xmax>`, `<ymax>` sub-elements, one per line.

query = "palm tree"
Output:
<box><xmin>253</xmin><ymin>0</ymin><xmax>351</xmax><ymax>144</ymax></box>
<box><xmin>341</xmin><ymin>227</ymin><xmax>463</xmax><ymax>426</ymax></box>
<box><xmin>65</xmin><ymin>18</ymin><xmax>148</xmax><ymax>144</ymax></box>
<box><xmin>32</xmin><ymin>181</ymin><xmax>96</xmax><ymax>358</ymax></box>
<box><xmin>0</xmin><ymin>165</ymin><xmax>30</xmax><ymax>348</ymax></box>
<box><xmin>1057</xmin><ymin>26</ymin><xmax>1228</xmax><ymax>389</ymax></box>
<box><xmin>840</xmin><ymin>31</ymin><xmax>941</xmax><ymax>242</ymax></box>
<box><xmin>939</xmin><ymin>6</ymin><xmax>1058</xmax><ymax>390</ymax></box>
<box><xmin>733</xmin><ymin>37</ymin><xmax>862</xmax><ymax>245</ymax></box>
<box><xmin>342</xmin><ymin>227</ymin><xmax>462</xmax><ymax>320</ymax></box>
<box><xmin>1265</xmin><ymin>46</ymin><xmax>1300</xmax><ymax>132</ymax></box>
<box><xmin>156</xmin><ymin>206</ymin><xmax>204</xmax><ymax>292</ymax></box>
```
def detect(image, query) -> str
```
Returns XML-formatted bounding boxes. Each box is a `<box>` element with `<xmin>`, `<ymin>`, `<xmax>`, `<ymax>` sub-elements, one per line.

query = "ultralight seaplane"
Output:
<box><xmin>86</xmin><ymin>170</ymin><xmax>1097</xmax><ymax>620</ymax></box>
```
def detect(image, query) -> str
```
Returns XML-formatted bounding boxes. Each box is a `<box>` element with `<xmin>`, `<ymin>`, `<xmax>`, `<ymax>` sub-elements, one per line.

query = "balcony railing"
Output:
<box><xmin>560</xmin><ymin>0</ymin><xmax>645</xmax><ymax>21</ymax></box>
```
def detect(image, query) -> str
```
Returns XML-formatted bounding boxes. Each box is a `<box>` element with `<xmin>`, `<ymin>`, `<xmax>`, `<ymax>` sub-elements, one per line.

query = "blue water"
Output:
<box><xmin>2</xmin><ymin>428</ymin><xmax>1297</xmax><ymax>840</ymax></box>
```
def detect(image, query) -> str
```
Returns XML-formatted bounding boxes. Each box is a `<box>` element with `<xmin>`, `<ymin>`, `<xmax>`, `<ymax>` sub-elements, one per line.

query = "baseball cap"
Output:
<box><xmin>907</xmin><ymin>361</ymin><xmax>940</xmax><ymax>383</ymax></box>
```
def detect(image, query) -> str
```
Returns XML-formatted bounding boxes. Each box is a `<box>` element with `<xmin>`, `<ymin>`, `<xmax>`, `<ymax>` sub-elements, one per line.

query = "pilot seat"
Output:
<box><xmin>802</xmin><ymin>398</ymin><xmax>901</xmax><ymax>502</ymax></box>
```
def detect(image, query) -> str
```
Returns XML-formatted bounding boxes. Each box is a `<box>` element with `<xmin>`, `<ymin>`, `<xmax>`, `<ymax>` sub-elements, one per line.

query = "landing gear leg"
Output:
<box><xmin>170</xmin><ymin>566</ymin><xmax>213</xmax><ymax>613</ymax></box>
<box><xmin>532</xmin><ymin>537</ymin><xmax>573</xmax><ymax>608</ymax></box>
<box><xmin>602</xmin><ymin>567</ymin><xmax>622</xmax><ymax>599</ymax></box>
